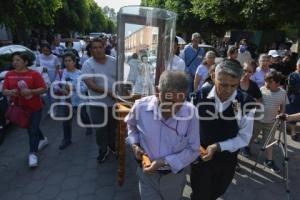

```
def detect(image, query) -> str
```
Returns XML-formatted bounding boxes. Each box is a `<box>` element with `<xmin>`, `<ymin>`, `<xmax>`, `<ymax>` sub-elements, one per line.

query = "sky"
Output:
<box><xmin>95</xmin><ymin>0</ymin><xmax>141</xmax><ymax>12</ymax></box>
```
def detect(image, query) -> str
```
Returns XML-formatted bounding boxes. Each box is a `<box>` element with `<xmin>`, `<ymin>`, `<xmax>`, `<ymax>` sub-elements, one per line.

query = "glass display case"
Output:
<box><xmin>116</xmin><ymin>6</ymin><xmax>177</xmax><ymax>100</ymax></box>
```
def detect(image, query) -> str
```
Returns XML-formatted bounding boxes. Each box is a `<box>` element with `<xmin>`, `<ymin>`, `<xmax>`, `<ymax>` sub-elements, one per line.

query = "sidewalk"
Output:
<box><xmin>0</xmin><ymin>115</ymin><xmax>299</xmax><ymax>200</ymax></box>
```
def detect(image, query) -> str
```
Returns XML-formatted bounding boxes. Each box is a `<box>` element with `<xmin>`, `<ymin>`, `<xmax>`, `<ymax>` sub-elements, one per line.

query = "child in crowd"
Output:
<box><xmin>56</xmin><ymin>52</ymin><xmax>92</xmax><ymax>150</ymax></box>
<box><xmin>252</xmin><ymin>70</ymin><xmax>289</xmax><ymax>173</ymax></box>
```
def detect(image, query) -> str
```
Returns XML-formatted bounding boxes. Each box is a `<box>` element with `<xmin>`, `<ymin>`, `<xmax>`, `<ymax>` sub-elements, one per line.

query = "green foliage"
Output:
<box><xmin>53</xmin><ymin>0</ymin><xmax>91</xmax><ymax>35</ymax></box>
<box><xmin>54</xmin><ymin>0</ymin><xmax>116</xmax><ymax>35</ymax></box>
<box><xmin>191</xmin><ymin>0</ymin><xmax>300</xmax><ymax>30</ymax></box>
<box><xmin>141</xmin><ymin>0</ymin><xmax>300</xmax><ymax>39</ymax></box>
<box><xmin>0</xmin><ymin>0</ymin><xmax>63</xmax><ymax>29</ymax></box>
<box><xmin>0</xmin><ymin>0</ymin><xmax>116</xmax><ymax>41</ymax></box>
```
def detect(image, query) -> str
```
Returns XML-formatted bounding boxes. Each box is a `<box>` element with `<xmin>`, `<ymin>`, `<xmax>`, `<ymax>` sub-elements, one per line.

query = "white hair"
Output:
<box><xmin>215</xmin><ymin>59</ymin><xmax>243</xmax><ymax>79</ymax></box>
<box><xmin>191</xmin><ymin>32</ymin><xmax>201</xmax><ymax>40</ymax></box>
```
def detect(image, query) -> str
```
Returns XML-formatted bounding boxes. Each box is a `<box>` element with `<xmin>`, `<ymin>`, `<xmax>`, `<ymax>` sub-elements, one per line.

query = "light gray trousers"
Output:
<box><xmin>137</xmin><ymin>167</ymin><xmax>189</xmax><ymax>200</ymax></box>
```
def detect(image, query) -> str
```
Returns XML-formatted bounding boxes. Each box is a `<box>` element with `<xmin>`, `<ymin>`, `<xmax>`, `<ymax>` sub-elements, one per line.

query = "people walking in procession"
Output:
<box><xmin>191</xmin><ymin>59</ymin><xmax>255</xmax><ymax>200</ymax></box>
<box><xmin>82</xmin><ymin>38</ymin><xmax>117</xmax><ymax>163</ymax></box>
<box><xmin>182</xmin><ymin>32</ymin><xmax>205</xmax><ymax>98</ymax></box>
<box><xmin>126</xmin><ymin>71</ymin><xmax>200</xmax><ymax>200</ymax></box>
<box><xmin>3</xmin><ymin>52</ymin><xmax>48</xmax><ymax>168</ymax></box>
<box><xmin>56</xmin><ymin>52</ymin><xmax>92</xmax><ymax>150</ymax></box>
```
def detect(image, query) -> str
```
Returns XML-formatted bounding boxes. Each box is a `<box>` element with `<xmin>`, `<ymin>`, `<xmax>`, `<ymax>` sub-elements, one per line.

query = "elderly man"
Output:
<box><xmin>125</xmin><ymin>71</ymin><xmax>200</xmax><ymax>200</ymax></box>
<box><xmin>182</xmin><ymin>32</ymin><xmax>205</xmax><ymax>98</ymax></box>
<box><xmin>191</xmin><ymin>59</ymin><xmax>255</xmax><ymax>200</ymax></box>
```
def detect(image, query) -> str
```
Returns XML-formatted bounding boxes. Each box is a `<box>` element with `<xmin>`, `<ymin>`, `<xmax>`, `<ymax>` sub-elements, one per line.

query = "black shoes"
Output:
<box><xmin>97</xmin><ymin>145</ymin><xmax>117</xmax><ymax>163</ymax></box>
<box><xmin>108</xmin><ymin>145</ymin><xmax>117</xmax><ymax>155</ymax></box>
<box><xmin>97</xmin><ymin>148</ymin><xmax>109</xmax><ymax>163</ymax></box>
<box><xmin>59</xmin><ymin>140</ymin><xmax>72</xmax><ymax>150</ymax></box>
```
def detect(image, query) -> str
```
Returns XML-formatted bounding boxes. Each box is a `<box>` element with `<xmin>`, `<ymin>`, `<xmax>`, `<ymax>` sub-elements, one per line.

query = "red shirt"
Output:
<box><xmin>3</xmin><ymin>70</ymin><xmax>46</xmax><ymax>112</ymax></box>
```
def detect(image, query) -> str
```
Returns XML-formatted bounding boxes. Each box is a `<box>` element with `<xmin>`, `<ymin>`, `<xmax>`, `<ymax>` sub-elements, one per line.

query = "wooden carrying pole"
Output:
<box><xmin>115</xmin><ymin>103</ymin><xmax>131</xmax><ymax>186</ymax></box>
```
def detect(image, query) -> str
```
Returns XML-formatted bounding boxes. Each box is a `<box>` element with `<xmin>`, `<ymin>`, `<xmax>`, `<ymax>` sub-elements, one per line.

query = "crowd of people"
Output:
<box><xmin>125</xmin><ymin>32</ymin><xmax>300</xmax><ymax>200</ymax></box>
<box><xmin>1</xmin><ymin>35</ymin><xmax>118</xmax><ymax>167</ymax></box>
<box><xmin>0</xmin><ymin>31</ymin><xmax>299</xmax><ymax>200</ymax></box>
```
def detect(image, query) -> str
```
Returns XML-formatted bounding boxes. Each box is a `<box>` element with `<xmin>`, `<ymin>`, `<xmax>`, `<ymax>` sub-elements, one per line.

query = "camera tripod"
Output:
<box><xmin>252</xmin><ymin>118</ymin><xmax>290</xmax><ymax>200</ymax></box>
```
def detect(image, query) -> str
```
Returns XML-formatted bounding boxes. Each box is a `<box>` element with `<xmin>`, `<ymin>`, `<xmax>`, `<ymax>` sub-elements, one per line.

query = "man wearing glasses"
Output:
<box><xmin>191</xmin><ymin>59</ymin><xmax>256</xmax><ymax>200</ymax></box>
<box><xmin>125</xmin><ymin>71</ymin><xmax>200</xmax><ymax>200</ymax></box>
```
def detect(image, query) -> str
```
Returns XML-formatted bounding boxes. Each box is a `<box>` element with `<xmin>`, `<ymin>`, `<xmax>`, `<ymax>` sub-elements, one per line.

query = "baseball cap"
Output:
<box><xmin>268</xmin><ymin>50</ymin><xmax>280</xmax><ymax>58</ymax></box>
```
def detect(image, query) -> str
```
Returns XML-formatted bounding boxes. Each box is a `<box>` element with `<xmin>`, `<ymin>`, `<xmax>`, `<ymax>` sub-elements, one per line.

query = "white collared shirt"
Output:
<box><xmin>168</xmin><ymin>55</ymin><xmax>185</xmax><ymax>71</ymax></box>
<box><xmin>206</xmin><ymin>87</ymin><xmax>255</xmax><ymax>152</ymax></box>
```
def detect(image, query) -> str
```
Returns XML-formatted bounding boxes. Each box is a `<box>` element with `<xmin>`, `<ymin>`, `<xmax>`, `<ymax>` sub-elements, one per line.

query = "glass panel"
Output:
<box><xmin>124</xmin><ymin>23</ymin><xmax>158</xmax><ymax>96</ymax></box>
<box><xmin>116</xmin><ymin>6</ymin><xmax>177</xmax><ymax>100</ymax></box>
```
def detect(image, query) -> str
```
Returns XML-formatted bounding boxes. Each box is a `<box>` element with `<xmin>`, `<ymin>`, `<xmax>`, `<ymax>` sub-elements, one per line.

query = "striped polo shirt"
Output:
<box><xmin>258</xmin><ymin>86</ymin><xmax>289</xmax><ymax>123</ymax></box>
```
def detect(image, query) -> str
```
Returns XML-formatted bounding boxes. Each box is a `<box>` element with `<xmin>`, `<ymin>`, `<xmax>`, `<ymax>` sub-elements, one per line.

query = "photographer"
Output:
<box><xmin>286</xmin><ymin>113</ymin><xmax>300</xmax><ymax>121</ymax></box>
<box><xmin>277</xmin><ymin>113</ymin><xmax>300</xmax><ymax>122</ymax></box>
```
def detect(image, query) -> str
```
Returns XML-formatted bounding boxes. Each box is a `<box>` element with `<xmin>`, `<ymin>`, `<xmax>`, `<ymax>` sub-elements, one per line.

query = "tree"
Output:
<box><xmin>191</xmin><ymin>0</ymin><xmax>300</xmax><ymax>31</ymax></box>
<box><xmin>53</xmin><ymin>0</ymin><xmax>91</xmax><ymax>37</ymax></box>
<box><xmin>191</xmin><ymin>0</ymin><xmax>300</xmax><ymax>51</ymax></box>
<box><xmin>140</xmin><ymin>0</ymin><xmax>225</xmax><ymax>41</ymax></box>
<box><xmin>141</xmin><ymin>0</ymin><xmax>165</xmax><ymax>7</ymax></box>
<box><xmin>103</xmin><ymin>6</ymin><xmax>117</xmax><ymax>23</ymax></box>
<box><xmin>87</xmin><ymin>1</ymin><xmax>107</xmax><ymax>33</ymax></box>
<box><xmin>0</xmin><ymin>0</ymin><xmax>63</xmax><ymax>42</ymax></box>
<box><xmin>141</xmin><ymin>0</ymin><xmax>300</xmax><ymax>43</ymax></box>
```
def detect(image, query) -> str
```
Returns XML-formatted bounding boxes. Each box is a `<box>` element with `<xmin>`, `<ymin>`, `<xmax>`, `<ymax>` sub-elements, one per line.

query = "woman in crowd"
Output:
<box><xmin>239</xmin><ymin>61</ymin><xmax>262</xmax><ymax>101</ymax></box>
<box><xmin>3</xmin><ymin>52</ymin><xmax>48</xmax><ymax>167</ymax></box>
<box><xmin>239</xmin><ymin>61</ymin><xmax>262</xmax><ymax>157</ymax></box>
<box><xmin>227</xmin><ymin>46</ymin><xmax>238</xmax><ymax>60</ymax></box>
<box><xmin>36</xmin><ymin>43</ymin><xmax>60</xmax><ymax>83</ymax></box>
<box><xmin>198</xmin><ymin>64</ymin><xmax>216</xmax><ymax>100</ymax></box>
<box><xmin>56</xmin><ymin>52</ymin><xmax>92</xmax><ymax>149</ymax></box>
<box><xmin>36</xmin><ymin>43</ymin><xmax>61</xmax><ymax>113</ymax></box>
<box><xmin>194</xmin><ymin>51</ymin><xmax>216</xmax><ymax>93</ymax></box>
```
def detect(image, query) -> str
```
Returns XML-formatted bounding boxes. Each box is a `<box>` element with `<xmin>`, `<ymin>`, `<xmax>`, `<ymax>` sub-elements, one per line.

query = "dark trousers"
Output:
<box><xmin>61</xmin><ymin>105</ymin><xmax>92</xmax><ymax>142</ymax></box>
<box><xmin>187</xmin><ymin>73</ymin><xmax>195</xmax><ymax>101</ymax></box>
<box><xmin>0</xmin><ymin>93</ymin><xmax>8</xmax><ymax>144</ymax></box>
<box><xmin>0</xmin><ymin>92</ymin><xmax>8</xmax><ymax>131</ymax></box>
<box><xmin>190</xmin><ymin>157</ymin><xmax>237</xmax><ymax>200</ymax></box>
<box><xmin>89</xmin><ymin>106</ymin><xmax>117</xmax><ymax>153</ymax></box>
<box><xmin>27</xmin><ymin>109</ymin><xmax>44</xmax><ymax>153</ymax></box>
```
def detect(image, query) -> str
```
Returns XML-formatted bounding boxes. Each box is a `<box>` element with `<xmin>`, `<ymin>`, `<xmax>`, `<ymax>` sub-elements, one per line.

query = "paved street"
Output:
<box><xmin>0</xmin><ymin>113</ymin><xmax>300</xmax><ymax>200</ymax></box>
